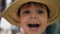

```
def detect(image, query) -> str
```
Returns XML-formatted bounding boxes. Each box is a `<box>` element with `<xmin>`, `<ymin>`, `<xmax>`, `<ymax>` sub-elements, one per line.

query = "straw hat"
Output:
<box><xmin>1</xmin><ymin>0</ymin><xmax>60</xmax><ymax>26</ymax></box>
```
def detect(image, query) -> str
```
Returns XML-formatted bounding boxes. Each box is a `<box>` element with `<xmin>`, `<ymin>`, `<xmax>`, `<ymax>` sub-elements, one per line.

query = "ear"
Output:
<box><xmin>47</xmin><ymin>19</ymin><xmax>50</xmax><ymax>26</ymax></box>
<box><xmin>17</xmin><ymin>17</ymin><xmax>21</xmax><ymax>22</ymax></box>
<box><xmin>17</xmin><ymin>17</ymin><xmax>21</xmax><ymax>26</ymax></box>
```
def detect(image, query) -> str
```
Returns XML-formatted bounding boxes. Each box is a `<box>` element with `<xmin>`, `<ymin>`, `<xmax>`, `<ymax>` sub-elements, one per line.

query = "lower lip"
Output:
<box><xmin>29</xmin><ymin>27</ymin><xmax>39</xmax><ymax>32</ymax></box>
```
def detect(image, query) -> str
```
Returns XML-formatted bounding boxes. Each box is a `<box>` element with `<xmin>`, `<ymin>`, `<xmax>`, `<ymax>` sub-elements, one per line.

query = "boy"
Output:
<box><xmin>1</xmin><ymin>0</ymin><xmax>60</xmax><ymax>34</ymax></box>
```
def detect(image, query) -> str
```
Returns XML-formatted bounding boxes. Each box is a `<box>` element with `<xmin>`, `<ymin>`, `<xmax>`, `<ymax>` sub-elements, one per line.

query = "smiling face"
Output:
<box><xmin>17</xmin><ymin>2</ymin><xmax>49</xmax><ymax>34</ymax></box>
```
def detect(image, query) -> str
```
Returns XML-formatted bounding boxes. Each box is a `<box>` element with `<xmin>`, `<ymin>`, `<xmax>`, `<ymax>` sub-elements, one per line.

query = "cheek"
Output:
<box><xmin>39</xmin><ymin>16</ymin><xmax>48</xmax><ymax>27</ymax></box>
<box><xmin>20</xmin><ymin>16</ymin><xmax>29</xmax><ymax>26</ymax></box>
<box><xmin>38</xmin><ymin>16</ymin><xmax>48</xmax><ymax>32</ymax></box>
<box><xmin>19</xmin><ymin>16</ymin><xmax>31</xmax><ymax>32</ymax></box>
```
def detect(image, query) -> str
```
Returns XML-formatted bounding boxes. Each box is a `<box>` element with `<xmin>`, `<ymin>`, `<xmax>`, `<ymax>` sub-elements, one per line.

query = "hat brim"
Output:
<box><xmin>1</xmin><ymin>0</ymin><xmax>60</xmax><ymax>26</ymax></box>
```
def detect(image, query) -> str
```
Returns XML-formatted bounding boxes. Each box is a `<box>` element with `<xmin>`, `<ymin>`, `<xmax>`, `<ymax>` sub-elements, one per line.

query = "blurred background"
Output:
<box><xmin>0</xmin><ymin>0</ymin><xmax>60</xmax><ymax>34</ymax></box>
<box><xmin>0</xmin><ymin>0</ymin><xmax>20</xmax><ymax>34</ymax></box>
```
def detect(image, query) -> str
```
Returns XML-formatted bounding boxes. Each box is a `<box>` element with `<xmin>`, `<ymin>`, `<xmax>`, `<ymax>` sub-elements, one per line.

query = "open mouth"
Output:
<box><xmin>27</xmin><ymin>24</ymin><xmax>40</xmax><ymax>28</ymax></box>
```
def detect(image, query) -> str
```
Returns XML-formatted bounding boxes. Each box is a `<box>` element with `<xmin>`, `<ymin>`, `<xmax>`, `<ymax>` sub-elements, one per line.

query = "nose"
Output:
<box><xmin>31</xmin><ymin>16</ymin><xmax>36</xmax><ymax>19</ymax></box>
<box><xmin>30</xmin><ymin>14</ymin><xmax>37</xmax><ymax>19</ymax></box>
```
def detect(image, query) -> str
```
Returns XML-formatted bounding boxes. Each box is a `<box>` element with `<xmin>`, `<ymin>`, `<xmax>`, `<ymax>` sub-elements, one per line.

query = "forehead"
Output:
<box><xmin>20</xmin><ymin>2</ymin><xmax>46</xmax><ymax>10</ymax></box>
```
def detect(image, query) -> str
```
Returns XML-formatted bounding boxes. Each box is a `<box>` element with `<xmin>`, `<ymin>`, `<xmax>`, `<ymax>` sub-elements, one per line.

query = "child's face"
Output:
<box><xmin>18</xmin><ymin>5</ymin><xmax>49</xmax><ymax>34</ymax></box>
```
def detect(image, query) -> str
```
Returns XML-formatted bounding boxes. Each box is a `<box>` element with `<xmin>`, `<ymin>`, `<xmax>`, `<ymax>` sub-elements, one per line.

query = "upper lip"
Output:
<box><xmin>27</xmin><ymin>22</ymin><xmax>40</xmax><ymax>24</ymax></box>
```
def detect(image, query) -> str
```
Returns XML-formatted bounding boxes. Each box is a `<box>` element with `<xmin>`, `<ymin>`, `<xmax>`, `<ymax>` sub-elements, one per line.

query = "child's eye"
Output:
<box><xmin>37</xmin><ymin>10</ymin><xmax>44</xmax><ymax>14</ymax></box>
<box><xmin>23</xmin><ymin>10</ymin><xmax>30</xmax><ymax>14</ymax></box>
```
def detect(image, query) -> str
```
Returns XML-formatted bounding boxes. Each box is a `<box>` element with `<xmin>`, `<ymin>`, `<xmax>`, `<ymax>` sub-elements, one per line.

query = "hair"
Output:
<box><xmin>17</xmin><ymin>1</ymin><xmax>50</xmax><ymax>18</ymax></box>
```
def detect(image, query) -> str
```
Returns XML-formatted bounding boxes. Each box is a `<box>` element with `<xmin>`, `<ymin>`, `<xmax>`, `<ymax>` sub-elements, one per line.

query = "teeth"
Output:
<box><xmin>27</xmin><ymin>24</ymin><xmax>40</xmax><ymax>28</ymax></box>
